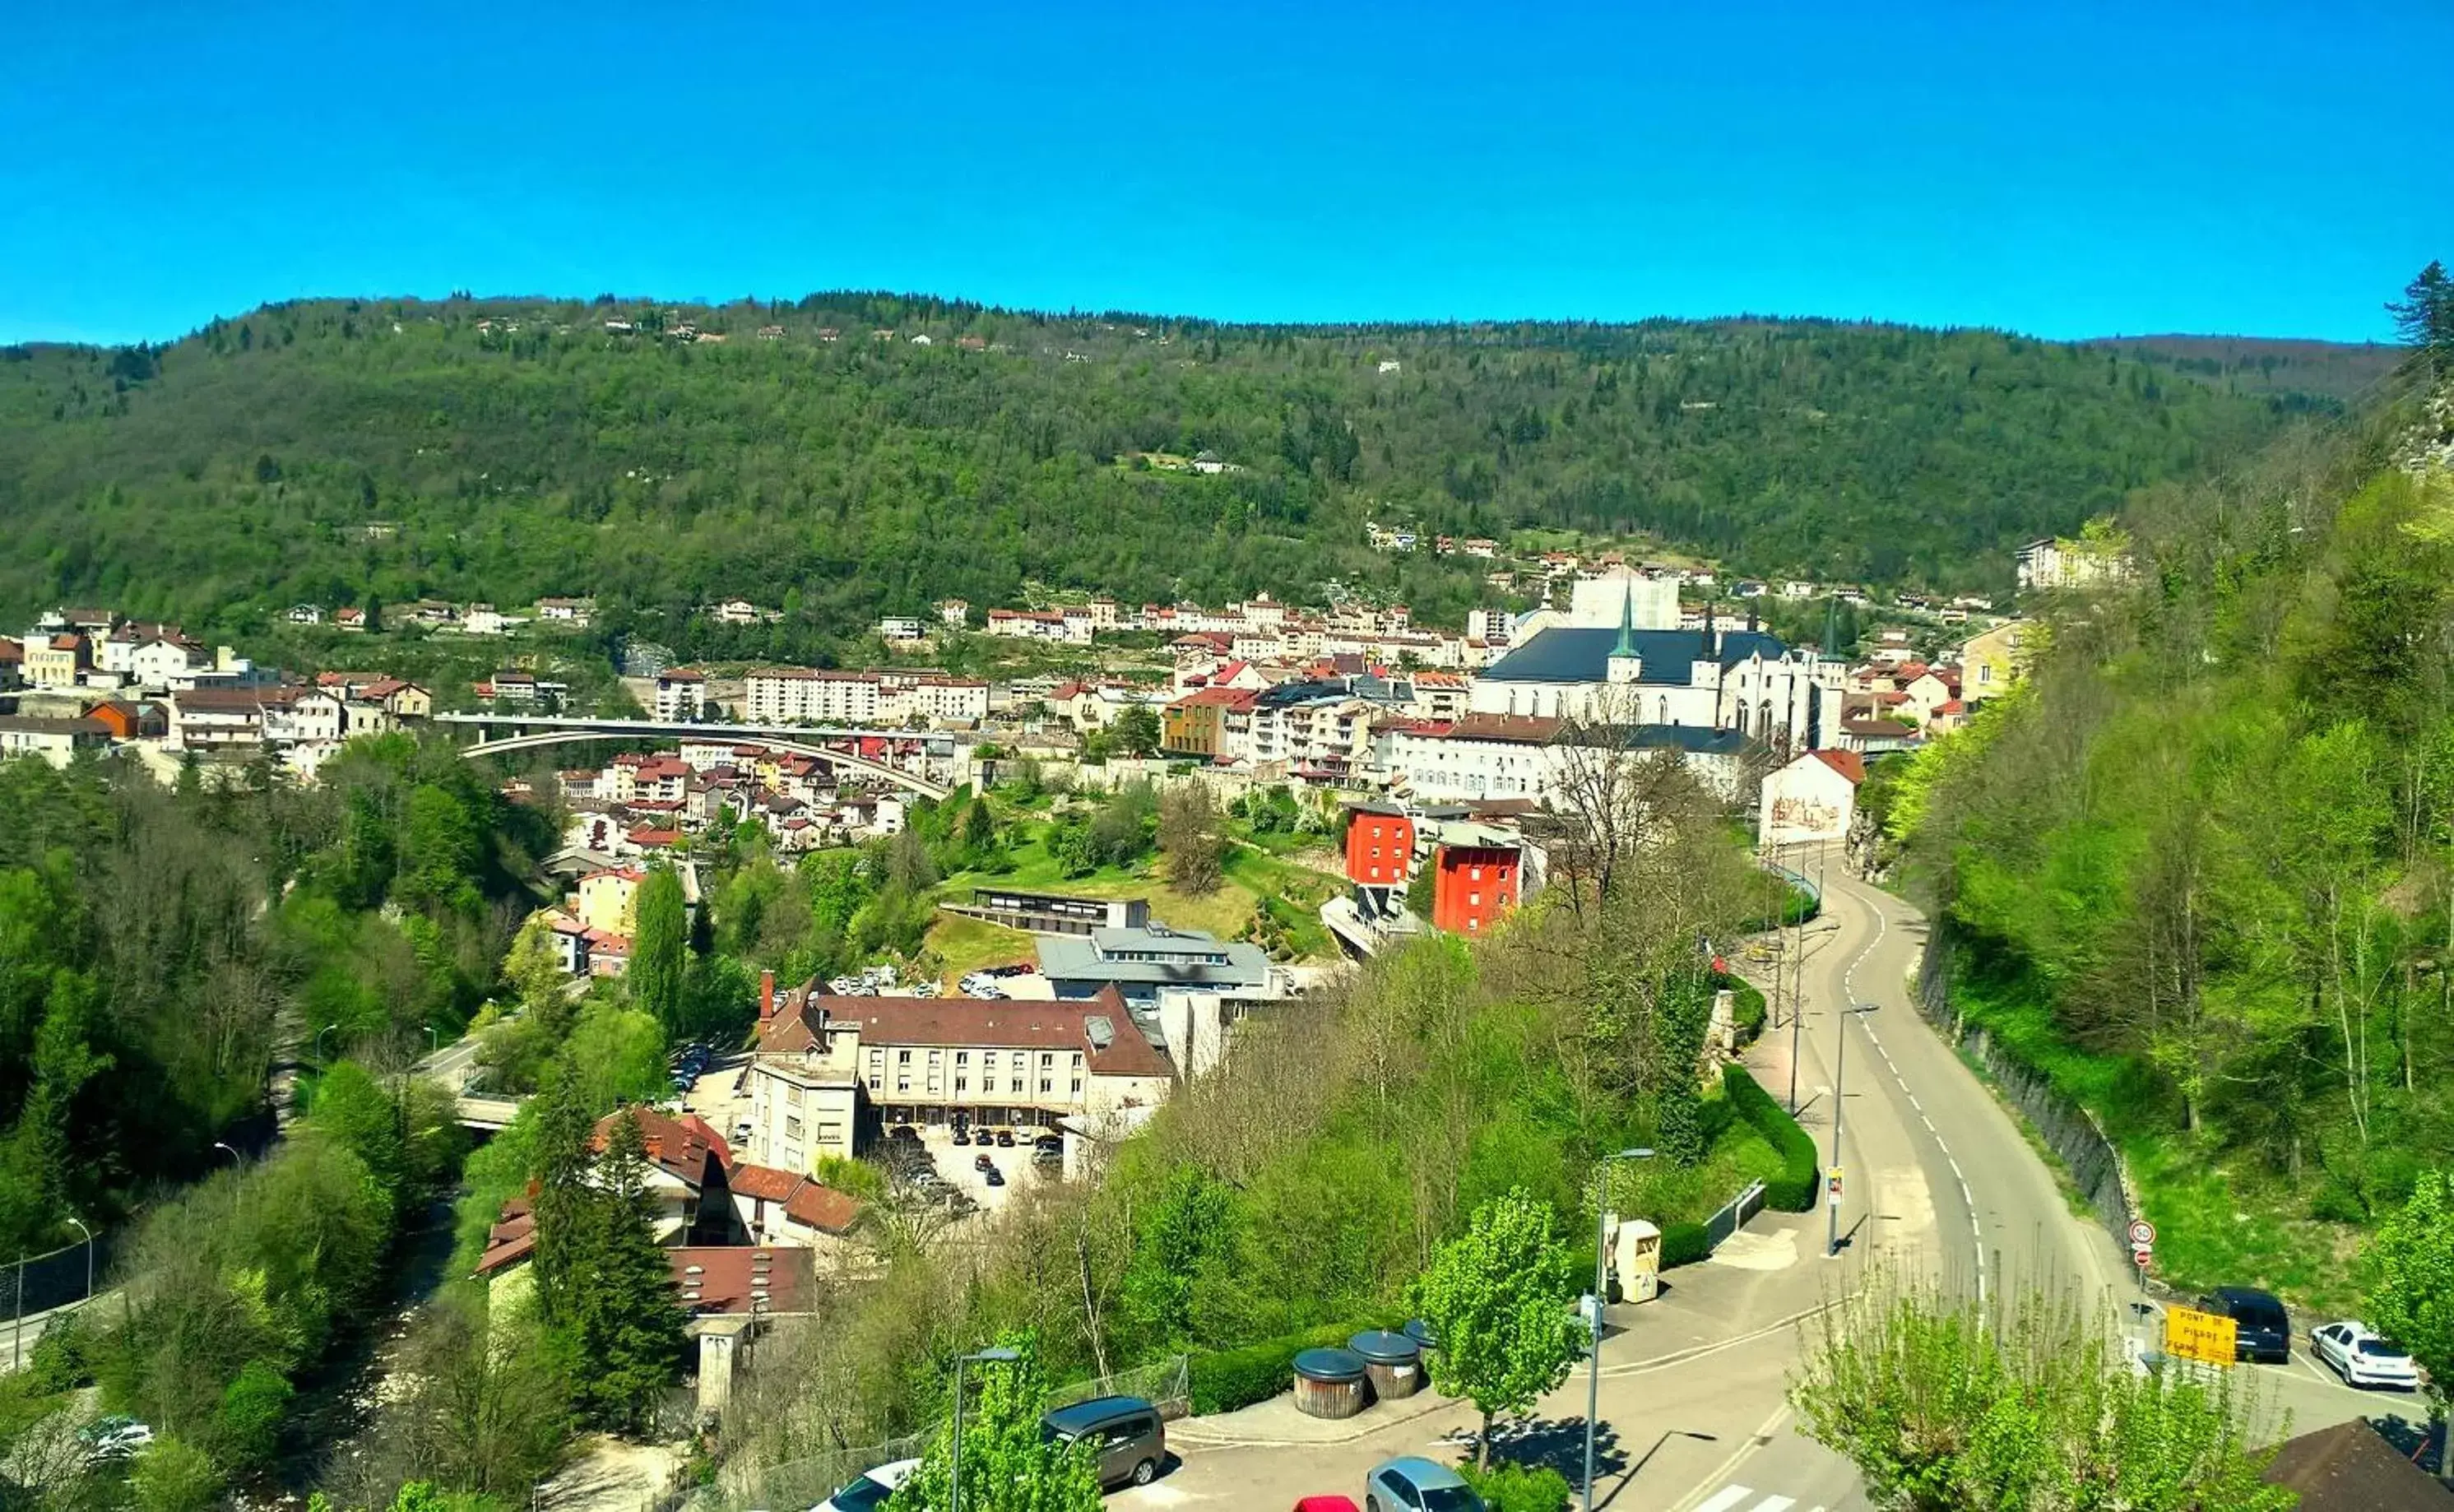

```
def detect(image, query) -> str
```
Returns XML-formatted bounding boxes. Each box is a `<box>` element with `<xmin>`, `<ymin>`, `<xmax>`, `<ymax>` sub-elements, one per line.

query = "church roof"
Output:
<box><xmin>1482</xmin><ymin>627</ymin><xmax>1788</xmax><ymax>686</ymax></box>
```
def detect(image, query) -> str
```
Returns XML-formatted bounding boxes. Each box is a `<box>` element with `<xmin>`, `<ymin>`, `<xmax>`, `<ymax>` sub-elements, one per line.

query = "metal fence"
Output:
<box><xmin>707</xmin><ymin>1355</ymin><xmax>1190</xmax><ymax>1512</ymax></box>
<box><xmin>0</xmin><ymin>1231</ymin><xmax>112</xmax><ymax>1373</ymax></box>
<box><xmin>1702</xmin><ymin>1179</ymin><xmax>1769</xmax><ymax>1255</ymax></box>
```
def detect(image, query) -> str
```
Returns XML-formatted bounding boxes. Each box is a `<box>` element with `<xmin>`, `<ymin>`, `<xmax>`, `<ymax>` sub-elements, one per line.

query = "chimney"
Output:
<box><xmin>759</xmin><ymin>969</ymin><xmax>776</xmax><ymax>1023</ymax></box>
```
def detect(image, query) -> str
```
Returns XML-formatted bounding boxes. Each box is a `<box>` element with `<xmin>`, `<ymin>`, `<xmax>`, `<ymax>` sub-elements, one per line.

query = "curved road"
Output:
<box><xmin>1682</xmin><ymin>863</ymin><xmax>2391</xmax><ymax>1511</ymax></box>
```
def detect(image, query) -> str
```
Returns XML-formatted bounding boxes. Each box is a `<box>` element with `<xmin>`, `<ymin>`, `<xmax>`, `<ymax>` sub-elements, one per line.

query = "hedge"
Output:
<box><xmin>1187</xmin><ymin>1320</ymin><xmax>1399</xmax><ymax>1415</ymax></box>
<box><xmin>1714</xmin><ymin>972</ymin><xmax>1768</xmax><ymax>1047</ymax></box>
<box><xmin>1725</xmin><ymin>1064</ymin><xmax>1820</xmax><ymax>1212</ymax></box>
<box><xmin>1659</xmin><ymin>1220</ymin><xmax>1712</xmax><ymax>1269</ymax></box>
<box><xmin>1459</xmin><ymin>1461</ymin><xmax>1572</xmax><ymax>1512</ymax></box>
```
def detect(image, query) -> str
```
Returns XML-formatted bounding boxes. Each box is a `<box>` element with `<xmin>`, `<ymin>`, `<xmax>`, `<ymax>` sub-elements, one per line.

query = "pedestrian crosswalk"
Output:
<box><xmin>1691</xmin><ymin>1486</ymin><xmax>1824</xmax><ymax>1512</ymax></box>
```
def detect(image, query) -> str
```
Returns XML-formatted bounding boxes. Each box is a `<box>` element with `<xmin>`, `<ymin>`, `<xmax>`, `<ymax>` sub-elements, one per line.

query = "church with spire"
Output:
<box><xmin>1468</xmin><ymin>571</ymin><xmax>1843</xmax><ymax>754</ymax></box>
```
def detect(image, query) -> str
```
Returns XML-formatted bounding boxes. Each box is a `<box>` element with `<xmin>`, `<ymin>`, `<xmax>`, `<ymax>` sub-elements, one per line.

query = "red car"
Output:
<box><xmin>1294</xmin><ymin>1500</ymin><xmax>1362</xmax><ymax>1512</ymax></box>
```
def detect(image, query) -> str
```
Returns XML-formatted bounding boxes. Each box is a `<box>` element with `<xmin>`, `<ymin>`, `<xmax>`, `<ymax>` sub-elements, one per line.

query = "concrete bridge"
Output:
<box><xmin>434</xmin><ymin>712</ymin><xmax>961</xmax><ymax>800</ymax></box>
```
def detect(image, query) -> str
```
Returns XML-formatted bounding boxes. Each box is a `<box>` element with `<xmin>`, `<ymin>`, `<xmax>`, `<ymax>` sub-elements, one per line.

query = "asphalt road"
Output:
<box><xmin>1697</xmin><ymin>864</ymin><xmax>2405</xmax><ymax>1510</ymax></box>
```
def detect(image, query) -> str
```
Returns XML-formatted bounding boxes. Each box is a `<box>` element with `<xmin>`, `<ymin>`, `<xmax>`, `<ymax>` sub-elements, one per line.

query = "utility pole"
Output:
<box><xmin>1828</xmin><ymin>1004</ymin><xmax>1877</xmax><ymax>1257</ymax></box>
<box><xmin>1584</xmin><ymin>1149</ymin><xmax>1654</xmax><ymax>1512</ymax></box>
<box><xmin>950</xmin><ymin>1345</ymin><xmax>1019</xmax><ymax>1512</ymax></box>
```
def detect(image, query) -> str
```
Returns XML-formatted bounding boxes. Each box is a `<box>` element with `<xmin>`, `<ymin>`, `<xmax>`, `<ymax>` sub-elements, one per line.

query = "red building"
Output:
<box><xmin>1343</xmin><ymin>805</ymin><xmax>1417</xmax><ymax>888</ymax></box>
<box><xmin>1431</xmin><ymin>836</ymin><xmax>1523</xmax><ymax>935</ymax></box>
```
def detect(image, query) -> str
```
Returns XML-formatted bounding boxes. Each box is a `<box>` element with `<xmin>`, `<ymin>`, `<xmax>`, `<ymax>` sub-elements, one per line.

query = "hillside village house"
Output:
<box><xmin>24</xmin><ymin>634</ymin><xmax>87</xmax><ymax>691</ymax></box>
<box><xmin>0</xmin><ymin>715</ymin><xmax>111</xmax><ymax>768</ymax></box>
<box><xmin>577</xmin><ymin>867</ymin><xmax>643</xmax><ymax>935</ymax></box>
<box><xmin>744</xmin><ymin>979</ymin><xmax>1171</xmax><ymax>1172</ymax></box>
<box><xmin>1757</xmin><ymin>749</ymin><xmax>1864</xmax><ymax>849</ymax></box>
<box><xmin>1960</xmin><ymin>619</ymin><xmax>2032</xmax><ymax>700</ymax></box>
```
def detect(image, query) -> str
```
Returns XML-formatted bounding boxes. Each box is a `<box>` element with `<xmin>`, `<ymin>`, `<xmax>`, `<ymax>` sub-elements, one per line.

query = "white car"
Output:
<box><xmin>2311</xmin><ymin>1322</ymin><xmax>2423</xmax><ymax>1389</ymax></box>
<box><xmin>814</xmin><ymin>1458</ymin><xmax>918</xmax><ymax>1512</ymax></box>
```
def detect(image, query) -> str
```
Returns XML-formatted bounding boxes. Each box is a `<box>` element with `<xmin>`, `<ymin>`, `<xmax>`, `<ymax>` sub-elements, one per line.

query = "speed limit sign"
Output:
<box><xmin>2128</xmin><ymin>1219</ymin><xmax>2156</xmax><ymax>1248</ymax></box>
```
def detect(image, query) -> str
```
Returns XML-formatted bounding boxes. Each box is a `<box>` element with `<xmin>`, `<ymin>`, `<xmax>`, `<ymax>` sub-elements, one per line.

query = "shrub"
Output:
<box><xmin>1459</xmin><ymin>1459</ymin><xmax>1572</xmax><ymax>1512</ymax></box>
<box><xmin>215</xmin><ymin>1357</ymin><xmax>294</xmax><ymax>1468</ymax></box>
<box><xmin>130</xmin><ymin>1435</ymin><xmax>224</xmax><ymax>1512</ymax></box>
<box><xmin>1659</xmin><ymin>1221</ymin><xmax>1712</xmax><ymax>1269</ymax></box>
<box><xmin>1714</xmin><ymin>972</ymin><xmax>1767</xmax><ymax>1046</ymax></box>
<box><xmin>1725</xmin><ymin>1065</ymin><xmax>1819</xmax><ymax>1212</ymax></box>
<box><xmin>1187</xmin><ymin>1320</ymin><xmax>1394</xmax><ymax>1414</ymax></box>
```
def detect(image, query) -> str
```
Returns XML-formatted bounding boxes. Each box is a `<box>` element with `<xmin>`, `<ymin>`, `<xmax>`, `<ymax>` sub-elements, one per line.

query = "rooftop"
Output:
<box><xmin>1483</xmin><ymin>626</ymin><xmax>1788</xmax><ymax>685</ymax></box>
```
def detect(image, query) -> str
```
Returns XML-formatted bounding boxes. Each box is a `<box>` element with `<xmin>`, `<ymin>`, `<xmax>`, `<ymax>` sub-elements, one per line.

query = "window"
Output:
<box><xmin>1072</xmin><ymin>1077</ymin><xmax>1083</xmax><ymax>1094</ymax></box>
<box><xmin>866</xmin><ymin>1075</ymin><xmax>882</xmax><ymax>1092</ymax></box>
<box><xmin>1468</xmin><ymin>918</ymin><xmax>1480</xmax><ymax>932</ymax></box>
<box><xmin>1040</xmin><ymin>1078</ymin><xmax>1053</xmax><ymax>1094</ymax></box>
<box><xmin>785</xmin><ymin>1116</ymin><xmax>804</xmax><ymax>1138</ymax></box>
<box><xmin>1040</xmin><ymin>1052</ymin><xmax>1054</xmax><ymax>1068</ymax></box>
<box><xmin>896</xmin><ymin>1077</ymin><xmax>911</xmax><ymax>1093</ymax></box>
<box><xmin>956</xmin><ymin>1051</ymin><xmax>968</xmax><ymax>1065</ymax></box>
<box><xmin>955</xmin><ymin>1076</ymin><xmax>968</xmax><ymax>1092</ymax></box>
<box><xmin>1010</xmin><ymin>1078</ymin><xmax>1024</xmax><ymax>1093</ymax></box>
<box><xmin>1471</xmin><ymin>865</ymin><xmax>1483</xmax><ymax>881</ymax></box>
<box><xmin>785</xmin><ymin>1084</ymin><xmax>803</xmax><ymax>1107</ymax></box>
<box><xmin>1470</xmin><ymin>892</ymin><xmax>1481</xmax><ymax>906</ymax></box>
<box><xmin>897</xmin><ymin>1049</ymin><xmax>912</xmax><ymax>1065</ymax></box>
<box><xmin>928</xmin><ymin>1049</ymin><xmax>942</xmax><ymax>1064</ymax></box>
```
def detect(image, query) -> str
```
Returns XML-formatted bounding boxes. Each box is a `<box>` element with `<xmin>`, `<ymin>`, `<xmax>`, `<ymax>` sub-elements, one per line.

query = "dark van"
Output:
<box><xmin>2201</xmin><ymin>1287</ymin><xmax>2290</xmax><ymax>1363</ymax></box>
<box><xmin>1041</xmin><ymin>1394</ymin><xmax>1166</xmax><ymax>1490</ymax></box>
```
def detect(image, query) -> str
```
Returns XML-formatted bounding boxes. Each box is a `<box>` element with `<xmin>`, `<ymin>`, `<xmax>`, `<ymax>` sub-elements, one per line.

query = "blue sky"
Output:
<box><xmin>7</xmin><ymin>2</ymin><xmax>2448</xmax><ymax>346</ymax></box>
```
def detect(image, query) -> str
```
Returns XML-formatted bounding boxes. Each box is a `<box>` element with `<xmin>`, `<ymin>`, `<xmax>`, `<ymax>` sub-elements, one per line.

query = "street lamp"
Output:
<box><xmin>951</xmin><ymin>1345</ymin><xmax>1020</xmax><ymax>1512</ymax></box>
<box><xmin>212</xmin><ymin>1141</ymin><xmax>241</xmax><ymax>1166</ymax></box>
<box><xmin>64</xmin><ymin>1217</ymin><xmax>92</xmax><ymax>1301</ymax></box>
<box><xmin>1827</xmin><ymin>1004</ymin><xmax>1878</xmax><ymax>1259</ymax></box>
<box><xmin>314</xmin><ymin>1023</ymin><xmax>341</xmax><ymax>1063</ymax></box>
<box><xmin>1584</xmin><ymin>1148</ymin><xmax>1654</xmax><ymax>1512</ymax></box>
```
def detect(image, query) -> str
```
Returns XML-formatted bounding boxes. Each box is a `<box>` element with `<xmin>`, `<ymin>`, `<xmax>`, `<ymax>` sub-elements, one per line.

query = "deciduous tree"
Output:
<box><xmin>1411</xmin><ymin>1188</ymin><xmax>1583</xmax><ymax>1466</ymax></box>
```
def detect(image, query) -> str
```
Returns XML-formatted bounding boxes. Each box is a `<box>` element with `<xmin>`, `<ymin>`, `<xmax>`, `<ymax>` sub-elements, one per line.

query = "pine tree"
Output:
<box><xmin>527</xmin><ymin>1062</ymin><xmax>598</xmax><ymax>1328</ymax></box>
<box><xmin>2388</xmin><ymin>260</ymin><xmax>2454</xmax><ymax>369</ymax></box>
<box><xmin>568</xmin><ymin>1111</ymin><xmax>687</xmax><ymax>1431</ymax></box>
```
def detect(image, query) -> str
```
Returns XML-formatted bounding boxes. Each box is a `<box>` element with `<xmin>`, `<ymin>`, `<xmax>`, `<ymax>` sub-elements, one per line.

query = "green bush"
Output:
<box><xmin>1187</xmin><ymin>1320</ymin><xmax>1395</xmax><ymax>1414</ymax></box>
<box><xmin>1714</xmin><ymin>972</ymin><xmax>1767</xmax><ymax>1046</ymax></box>
<box><xmin>1659</xmin><ymin>1221</ymin><xmax>1712</xmax><ymax>1269</ymax></box>
<box><xmin>131</xmin><ymin>1435</ymin><xmax>225</xmax><ymax>1512</ymax></box>
<box><xmin>215</xmin><ymin>1357</ymin><xmax>294</xmax><ymax>1468</ymax></box>
<box><xmin>1725</xmin><ymin>1065</ymin><xmax>1818</xmax><ymax>1212</ymax></box>
<box><xmin>1459</xmin><ymin>1459</ymin><xmax>1572</xmax><ymax>1512</ymax></box>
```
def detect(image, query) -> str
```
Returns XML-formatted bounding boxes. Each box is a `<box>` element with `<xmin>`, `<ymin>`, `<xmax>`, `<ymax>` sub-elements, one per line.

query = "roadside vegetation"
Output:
<box><xmin>1890</xmin><ymin>321</ymin><xmax>2454</xmax><ymax>1312</ymax></box>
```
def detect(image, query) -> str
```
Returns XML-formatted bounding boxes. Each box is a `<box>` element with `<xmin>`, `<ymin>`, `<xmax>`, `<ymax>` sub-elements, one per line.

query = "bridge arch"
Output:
<box><xmin>456</xmin><ymin>729</ymin><xmax>952</xmax><ymax>800</ymax></box>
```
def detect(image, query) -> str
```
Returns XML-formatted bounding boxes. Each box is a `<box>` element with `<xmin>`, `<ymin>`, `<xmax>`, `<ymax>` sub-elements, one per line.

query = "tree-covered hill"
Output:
<box><xmin>1890</xmin><ymin>373</ymin><xmax>2454</xmax><ymax>1309</ymax></box>
<box><xmin>0</xmin><ymin>292</ymin><xmax>2345</xmax><ymax>644</ymax></box>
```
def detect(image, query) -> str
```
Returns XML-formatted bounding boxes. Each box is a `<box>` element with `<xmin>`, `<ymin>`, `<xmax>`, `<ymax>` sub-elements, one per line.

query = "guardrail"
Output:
<box><xmin>1703</xmin><ymin>1179</ymin><xmax>1770</xmax><ymax>1253</ymax></box>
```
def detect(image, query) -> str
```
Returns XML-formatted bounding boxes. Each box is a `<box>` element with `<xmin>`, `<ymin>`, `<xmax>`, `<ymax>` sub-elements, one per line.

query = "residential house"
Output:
<box><xmin>24</xmin><ymin>634</ymin><xmax>88</xmax><ymax>691</ymax></box>
<box><xmin>334</xmin><ymin>607</ymin><xmax>367</xmax><ymax>632</ymax></box>
<box><xmin>937</xmin><ymin>599</ymin><xmax>970</xmax><ymax>628</ymax></box>
<box><xmin>578</xmin><ymin>867</ymin><xmax>644</xmax><ymax>935</ymax></box>
<box><xmin>1036</xmin><ymin>925</ymin><xmax>1273</xmax><ymax>1009</ymax></box>
<box><xmin>878</xmin><ymin>616</ymin><xmax>925</xmax><ymax>644</ymax></box>
<box><xmin>1162</xmin><ymin>686</ymin><xmax>1255</xmax><ymax>759</ymax></box>
<box><xmin>1838</xmin><ymin>717</ymin><xmax>1918</xmax><ymax>755</ymax></box>
<box><xmin>0</xmin><ymin>716</ymin><xmax>111</xmax><ymax>768</ymax></box>
<box><xmin>287</xmin><ymin>604</ymin><xmax>325</xmax><ymax>625</ymax></box>
<box><xmin>1959</xmin><ymin>619</ymin><xmax>2032</xmax><ymax>701</ymax></box>
<box><xmin>535</xmin><ymin>596</ymin><xmax>596</xmax><ymax>625</ymax></box>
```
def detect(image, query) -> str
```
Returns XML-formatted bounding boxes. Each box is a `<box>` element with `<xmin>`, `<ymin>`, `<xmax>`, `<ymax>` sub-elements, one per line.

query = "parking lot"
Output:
<box><xmin>879</xmin><ymin>1120</ymin><xmax>1063</xmax><ymax>1217</ymax></box>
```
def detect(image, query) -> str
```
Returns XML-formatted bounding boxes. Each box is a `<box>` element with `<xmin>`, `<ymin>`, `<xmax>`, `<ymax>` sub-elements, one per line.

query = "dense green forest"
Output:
<box><xmin>1893</xmin><ymin>370</ymin><xmax>2454</xmax><ymax>1309</ymax></box>
<box><xmin>0</xmin><ymin>294</ymin><xmax>2350</xmax><ymax>658</ymax></box>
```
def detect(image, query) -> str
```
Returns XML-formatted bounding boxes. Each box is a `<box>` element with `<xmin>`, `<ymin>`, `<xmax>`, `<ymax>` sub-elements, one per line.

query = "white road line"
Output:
<box><xmin>1691</xmin><ymin>1488</ymin><xmax>1756</xmax><ymax>1512</ymax></box>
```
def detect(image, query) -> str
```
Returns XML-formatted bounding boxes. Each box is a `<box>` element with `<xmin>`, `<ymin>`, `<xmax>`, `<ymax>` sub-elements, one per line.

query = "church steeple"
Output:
<box><xmin>1607</xmin><ymin>582</ymin><xmax>1641</xmax><ymax>685</ymax></box>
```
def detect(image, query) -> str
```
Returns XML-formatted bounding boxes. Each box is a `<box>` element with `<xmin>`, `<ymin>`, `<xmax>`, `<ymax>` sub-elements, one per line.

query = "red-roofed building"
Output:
<box><xmin>1760</xmin><ymin>747</ymin><xmax>1867</xmax><ymax>849</ymax></box>
<box><xmin>1162</xmin><ymin>685</ymin><xmax>1256</xmax><ymax>758</ymax></box>
<box><xmin>591</xmin><ymin>1107</ymin><xmax>736</xmax><ymax>1244</ymax></box>
<box><xmin>724</xmin><ymin>1162</ymin><xmax>869</xmax><ymax>1249</ymax></box>
<box><xmin>743</xmin><ymin>981</ymin><xmax>1172</xmax><ymax>1170</ymax></box>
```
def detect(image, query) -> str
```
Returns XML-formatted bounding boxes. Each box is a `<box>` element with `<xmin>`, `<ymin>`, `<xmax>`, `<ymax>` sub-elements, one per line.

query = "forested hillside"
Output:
<box><xmin>1893</xmin><ymin>375</ymin><xmax>2454</xmax><ymax>1308</ymax></box>
<box><xmin>0</xmin><ymin>294</ymin><xmax>2337</xmax><ymax>652</ymax></box>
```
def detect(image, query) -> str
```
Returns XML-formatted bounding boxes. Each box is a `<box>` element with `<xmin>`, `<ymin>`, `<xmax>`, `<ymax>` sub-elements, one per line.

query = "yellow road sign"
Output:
<box><xmin>2164</xmin><ymin>1306</ymin><xmax>2238</xmax><ymax>1368</ymax></box>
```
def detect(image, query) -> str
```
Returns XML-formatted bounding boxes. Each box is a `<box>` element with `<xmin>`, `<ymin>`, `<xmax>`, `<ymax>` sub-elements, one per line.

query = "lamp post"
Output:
<box><xmin>314</xmin><ymin>1023</ymin><xmax>340</xmax><ymax>1064</ymax></box>
<box><xmin>212</xmin><ymin>1141</ymin><xmax>241</xmax><ymax>1166</ymax></box>
<box><xmin>1827</xmin><ymin>1004</ymin><xmax>1877</xmax><ymax>1259</ymax></box>
<box><xmin>1584</xmin><ymin>1147</ymin><xmax>1654</xmax><ymax>1512</ymax></box>
<box><xmin>951</xmin><ymin>1345</ymin><xmax>1020</xmax><ymax>1512</ymax></box>
<box><xmin>65</xmin><ymin>1217</ymin><xmax>92</xmax><ymax>1302</ymax></box>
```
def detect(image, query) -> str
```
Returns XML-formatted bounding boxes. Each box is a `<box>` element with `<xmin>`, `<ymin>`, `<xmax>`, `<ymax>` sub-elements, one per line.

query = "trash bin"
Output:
<box><xmin>1615</xmin><ymin>1218</ymin><xmax>1663</xmax><ymax>1303</ymax></box>
<box><xmin>1292</xmin><ymin>1347</ymin><xmax>1369</xmax><ymax>1419</ymax></box>
<box><xmin>1347</xmin><ymin>1329</ymin><xmax>1423</xmax><ymax>1401</ymax></box>
<box><xmin>1403</xmin><ymin>1317</ymin><xmax>1440</xmax><ymax>1378</ymax></box>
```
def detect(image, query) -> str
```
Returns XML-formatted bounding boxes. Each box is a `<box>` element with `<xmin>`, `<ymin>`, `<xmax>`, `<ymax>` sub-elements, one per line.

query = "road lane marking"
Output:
<box><xmin>1692</xmin><ymin>1488</ymin><xmax>1757</xmax><ymax>1512</ymax></box>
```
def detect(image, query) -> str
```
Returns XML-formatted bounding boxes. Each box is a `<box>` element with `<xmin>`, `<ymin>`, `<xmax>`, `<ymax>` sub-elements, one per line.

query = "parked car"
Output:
<box><xmin>1035</xmin><ymin>1134</ymin><xmax>1064</xmax><ymax>1153</ymax></box>
<box><xmin>952</xmin><ymin>1128</ymin><xmax>971</xmax><ymax>1146</ymax></box>
<box><xmin>2201</xmin><ymin>1287</ymin><xmax>2292</xmax><ymax>1364</ymax></box>
<box><xmin>78</xmin><ymin>1415</ymin><xmax>154</xmax><ymax>1461</ymax></box>
<box><xmin>995</xmin><ymin>1129</ymin><xmax>1016</xmax><ymax>1148</ymax></box>
<box><xmin>814</xmin><ymin>1456</ymin><xmax>919</xmax><ymax>1512</ymax></box>
<box><xmin>1295</xmin><ymin>1501</ymin><xmax>1362</xmax><ymax>1512</ymax></box>
<box><xmin>985</xmin><ymin>1165</ymin><xmax>1005</xmax><ymax>1187</ymax></box>
<box><xmin>1041</xmin><ymin>1396</ymin><xmax>1165</xmax><ymax>1489</ymax></box>
<box><xmin>1364</xmin><ymin>1458</ymin><xmax>1484</xmax><ymax>1512</ymax></box>
<box><xmin>2312</xmin><ymin>1322</ymin><xmax>2423</xmax><ymax>1389</ymax></box>
<box><xmin>974</xmin><ymin>1153</ymin><xmax>994</xmax><ymax>1172</ymax></box>
<box><xmin>1034</xmin><ymin>1146</ymin><xmax>1063</xmax><ymax>1168</ymax></box>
